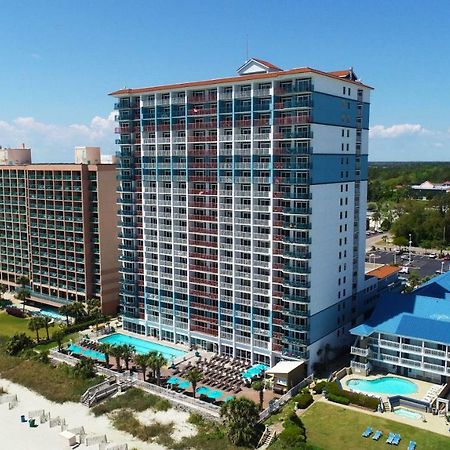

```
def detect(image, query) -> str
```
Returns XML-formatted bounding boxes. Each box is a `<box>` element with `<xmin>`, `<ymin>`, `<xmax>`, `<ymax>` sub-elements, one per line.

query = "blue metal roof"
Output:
<box><xmin>350</xmin><ymin>272</ymin><xmax>450</xmax><ymax>345</ymax></box>
<box><xmin>415</xmin><ymin>271</ymin><xmax>450</xmax><ymax>298</ymax></box>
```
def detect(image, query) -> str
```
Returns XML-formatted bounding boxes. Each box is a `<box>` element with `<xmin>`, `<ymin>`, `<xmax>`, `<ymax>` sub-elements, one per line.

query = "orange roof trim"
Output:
<box><xmin>252</xmin><ymin>58</ymin><xmax>282</xmax><ymax>71</ymax></box>
<box><xmin>367</xmin><ymin>265</ymin><xmax>400</xmax><ymax>279</ymax></box>
<box><xmin>109</xmin><ymin>66</ymin><xmax>373</xmax><ymax>96</ymax></box>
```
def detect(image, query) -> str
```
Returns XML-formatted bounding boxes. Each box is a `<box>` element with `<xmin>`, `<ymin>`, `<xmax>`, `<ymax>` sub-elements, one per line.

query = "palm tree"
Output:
<box><xmin>109</xmin><ymin>345</ymin><xmax>123</xmax><ymax>372</ymax></box>
<box><xmin>146</xmin><ymin>351</ymin><xmax>159</xmax><ymax>380</ymax></box>
<box><xmin>186</xmin><ymin>368</ymin><xmax>203</xmax><ymax>398</ymax></box>
<box><xmin>220</xmin><ymin>397</ymin><xmax>260</xmax><ymax>446</ymax></box>
<box><xmin>28</xmin><ymin>316</ymin><xmax>44</xmax><ymax>342</ymax></box>
<box><xmin>86</xmin><ymin>297</ymin><xmax>102</xmax><ymax>330</ymax></box>
<box><xmin>41</xmin><ymin>316</ymin><xmax>53</xmax><ymax>340</ymax></box>
<box><xmin>15</xmin><ymin>288</ymin><xmax>30</xmax><ymax>313</ymax></box>
<box><xmin>120</xmin><ymin>344</ymin><xmax>135</xmax><ymax>371</ymax></box>
<box><xmin>16</xmin><ymin>276</ymin><xmax>30</xmax><ymax>289</ymax></box>
<box><xmin>59</xmin><ymin>304</ymin><xmax>72</xmax><ymax>326</ymax></box>
<box><xmin>251</xmin><ymin>380</ymin><xmax>265</xmax><ymax>410</ymax></box>
<box><xmin>51</xmin><ymin>329</ymin><xmax>65</xmax><ymax>352</ymax></box>
<box><xmin>152</xmin><ymin>353</ymin><xmax>167</xmax><ymax>385</ymax></box>
<box><xmin>98</xmin><ymin>343</ymin><xmax>112</xmax><ymax>367</ymax></box>
<box><xmin>0</xmin><ymin>283</ymin><xmax>8</xmax><ymax>299</ymax></box>
<box><xmin>70</xmin><ymin>301</ymin><xmax>87</xmax><ymax>322</ymax></box>
<box><xmin>134</xmin><ymin>353</ymin><xmax>150</xmax><ymax>381</ymax></box>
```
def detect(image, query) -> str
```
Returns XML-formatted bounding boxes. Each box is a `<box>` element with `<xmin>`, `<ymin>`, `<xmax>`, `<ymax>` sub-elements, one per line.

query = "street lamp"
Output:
<box><xmin>408</xmin><ymin>233</ymin><xmax>412</xmax><ymax>265</ymax></box>
<box><xmin>441</xmin><ymin>261</ymin><xmax>445</xmax><ymax>274</ymax></box>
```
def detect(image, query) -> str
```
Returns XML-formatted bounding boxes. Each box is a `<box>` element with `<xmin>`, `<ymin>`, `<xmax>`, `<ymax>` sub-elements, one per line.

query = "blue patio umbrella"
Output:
<box><xmin>167</xmin><ymin>376</ymin><xmax>180</xmax><ymax>385</ymax></box>
<box><xmin>177</xmin><ymin>380</ymin><xmax>191</xmax><ymax>390</ymax></box>
<box><xmin>207</xmin><ymin>390</ymin><xmax>223</xmax><ymax>400</ymax></box>
<box><xmin>223</xmin><ymin>395</ymin><xmax>235</xmax><ymax>402</ymax></box>
<box><xmin>196</xmin><ymin>386</ymin><xmax>210</xmax><ymax>395</ymax></box>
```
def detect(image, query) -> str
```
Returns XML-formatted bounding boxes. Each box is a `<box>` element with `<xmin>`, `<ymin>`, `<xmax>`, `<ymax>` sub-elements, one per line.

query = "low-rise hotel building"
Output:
<box><xmin>350</xmin><ymin>271</ymin><xmax>450</xmax><ymax>383</ymax></box>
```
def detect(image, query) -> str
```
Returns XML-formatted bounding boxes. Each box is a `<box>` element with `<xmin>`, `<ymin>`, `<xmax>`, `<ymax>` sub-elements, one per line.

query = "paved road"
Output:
<box><xmin>366</xmin><ymin>249</ymin><xmax>449</xmax><ymax>278</ymax></box>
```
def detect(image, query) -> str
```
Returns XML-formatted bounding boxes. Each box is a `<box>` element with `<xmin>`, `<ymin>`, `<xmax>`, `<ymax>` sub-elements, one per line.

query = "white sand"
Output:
<box><xmin>136</xmin><ymin>408</ymin><xmax>197</xmax><ymax>442</ymax></box>
<box><xmin>0</xmin><ymin>378</ymin><xmax>196</xmax><ymax>450</ymax></box>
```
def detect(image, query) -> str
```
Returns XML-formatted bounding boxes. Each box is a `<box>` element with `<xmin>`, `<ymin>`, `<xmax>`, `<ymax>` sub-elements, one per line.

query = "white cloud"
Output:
<box><xmin>370</xmin><ymin>123</ymin><xmax>427</xmax><ymax>139</ymax></box>
<box><xmin>0</xmin><ymin>113</ymin><xmax>116</xmax><ymax>162</ymax></box>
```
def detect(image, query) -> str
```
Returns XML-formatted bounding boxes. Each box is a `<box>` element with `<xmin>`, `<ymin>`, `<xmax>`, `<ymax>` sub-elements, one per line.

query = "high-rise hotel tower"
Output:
<box><xmin>111</xmin><ymin>59</ymin><xmax>372</xmax><ymax>368</ymax></box>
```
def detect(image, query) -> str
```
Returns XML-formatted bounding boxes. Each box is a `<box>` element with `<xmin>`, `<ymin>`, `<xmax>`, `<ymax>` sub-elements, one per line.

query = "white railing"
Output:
<box><xmin>379</xmin><ymin>339</ymin><xmax>400</xmax><ymax>349</ymax></box>
<box><xmin>350</xmin><ymin>346</ymin><xmax>369</xmax><ymax>357</ymax></box>
<box><xmin>259</xmin><ymin>374</ymin><xmax>314</xmax><ymax>421</ymax></box>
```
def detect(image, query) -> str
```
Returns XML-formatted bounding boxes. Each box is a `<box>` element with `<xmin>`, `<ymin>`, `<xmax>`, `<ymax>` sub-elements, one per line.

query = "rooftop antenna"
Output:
<box><xmin>246</xmin><ymin>34</ymin><xmax>249</xmax><ymax>61</ymax></box>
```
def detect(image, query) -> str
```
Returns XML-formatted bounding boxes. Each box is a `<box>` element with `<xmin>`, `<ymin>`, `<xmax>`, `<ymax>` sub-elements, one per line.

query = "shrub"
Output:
<box><xmin>293</xmin><ymin>391</ymin><xmax>314</xmax><ymax>409</ymax></box>
<box><xmin>5</xmin><ymin>333</ymin><xmax>34</xmax><ymax>355</ymax></box>
<box><xmin>0</xmin><ymin>299</ymin><xmax>12</xmax><ymax>309</ymax></box>
<box><xmin>92</xmin><ymin>388</ymin><xmax>170</xmax><ymax>416</ymax></box>
<box><xmin>73</xmin><ymin>358</ymin><xmax>96</xmax><ymax>379</ymax></box>
<box><xmin>5</xmin><ymin>307</ymin><xmax>26</xmax><ymax>318</ymax></box>
<box><xmin>64</xmin><ymin>318</ymin><xmax>104</xmax><ymax>334</ymax></box>
<box><xmin>327</xmin><ymin>393</ymin><xmax>350</xmax><ymax>405</ymax></box>
<box><xmin>313</xmin><ymin>380</ymin><xmax>327</xmax><ymax>394</ymax></box>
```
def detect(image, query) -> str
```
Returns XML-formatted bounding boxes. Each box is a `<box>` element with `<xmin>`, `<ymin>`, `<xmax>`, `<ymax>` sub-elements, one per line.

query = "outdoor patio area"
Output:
<box><xmin>161</xmin><ymin>355</ymin><xmax>279</xmax><ymax>408</ymax></box>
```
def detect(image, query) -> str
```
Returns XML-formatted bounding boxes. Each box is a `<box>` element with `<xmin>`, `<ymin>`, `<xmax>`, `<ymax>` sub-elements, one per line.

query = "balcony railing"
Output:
<box><xmin>274</xmin><ymin>116</ymin><xmax>311</xmax><ymax>125</ymax></box>
<box><xmin>351</xmin><ymin>347</ymin><xmax>370</xmax><ymax>357</ymax></box>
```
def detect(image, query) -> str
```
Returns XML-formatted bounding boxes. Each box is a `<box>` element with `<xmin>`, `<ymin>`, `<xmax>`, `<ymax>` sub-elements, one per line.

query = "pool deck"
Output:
<box><xmin>340</xmin><ymin>372</ymin><xmax>441</xmax><ymax>402</ymax></box>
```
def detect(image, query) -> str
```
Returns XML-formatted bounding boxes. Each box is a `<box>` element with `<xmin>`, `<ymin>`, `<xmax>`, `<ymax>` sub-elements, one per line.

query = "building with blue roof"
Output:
<box><xmin>350</xmin><ymin>271</ymin><xmax>450</xmax><ymax>383</ymax></box>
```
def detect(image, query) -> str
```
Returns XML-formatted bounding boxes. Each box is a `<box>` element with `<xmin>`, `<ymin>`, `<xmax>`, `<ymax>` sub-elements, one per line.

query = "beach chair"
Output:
<box><xmin>372</xmin><ymin>430</ymin><xmax>382</xmax><ymax>440</ymax></box>
<box><xmin>392</xmin><ymin>434</ymin><xmax>401</xmax><ymax>446</ymax></box>
<box><xmin>407</xmin><ymin>441</ymin><xmax>416</xmax><ymax>450</ymax></box>
<box><xmin>386</xmin><ymin>432</ymin><xmax>395</xmax><ymax>444</ymax></box>
<box><xmin>362</xmin><ymin>426</ymin><xmax>372</xmax><ymax>438</ymax></box>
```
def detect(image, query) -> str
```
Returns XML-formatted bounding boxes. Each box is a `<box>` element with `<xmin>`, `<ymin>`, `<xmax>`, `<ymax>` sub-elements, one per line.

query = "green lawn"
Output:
<box><xmin>0</xmin><ymin>311</ymin><xmax>34</xmax><ymax>337</ymax></box>
<box><xmin>0</xmin><ymin>311</ymin><xmax>78</xmax><ymax>351</ymax></box>
<box><xmin>302</xmin><ymin>402</ymin><xmax>449</xmax><ymax>450</ymax></box>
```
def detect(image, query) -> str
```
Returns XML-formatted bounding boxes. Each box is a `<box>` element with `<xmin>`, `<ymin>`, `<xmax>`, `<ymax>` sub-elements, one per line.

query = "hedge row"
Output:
<box><xmin>293</xmin><ymin>390</ymin><xmax>314</xmax><ymax>409</ymax></box>
<box><xmin>64</xmin><ymin>317</ymin><xmax>107</xmax><ymax>335</ymax></box>
<box><xmin>314</xmin><ymin>381</ymin><xmax>379</xmax><ymax>410</ymax></box>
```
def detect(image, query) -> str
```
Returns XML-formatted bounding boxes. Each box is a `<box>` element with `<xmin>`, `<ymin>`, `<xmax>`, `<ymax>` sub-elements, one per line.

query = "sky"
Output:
<box><xmin>0</xmin><ymin>0</ymin><xmax>450</xmax><ymax>162</ymax></box>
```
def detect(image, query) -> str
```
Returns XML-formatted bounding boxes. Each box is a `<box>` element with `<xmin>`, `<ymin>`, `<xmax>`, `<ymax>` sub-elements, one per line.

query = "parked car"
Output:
<box><xmin>444</xmin><ymin>254</ymin><xmax>450</xmax><ymax>261</ymax></box>
<box><xmin>428</xmin><ymin>253</ymin><xmax>437</xmax><ymax>259</ymax></box>
<box><xmin>399</xmin><ymin>266</ymin><xmax>410</xmax><ymax>274</ymax></box>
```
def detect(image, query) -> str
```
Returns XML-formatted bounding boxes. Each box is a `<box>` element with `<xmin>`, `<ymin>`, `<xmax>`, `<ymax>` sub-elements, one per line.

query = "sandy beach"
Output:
<box><xmin>0</xmin><ymin>378</ymin><xmax>196</xmax><ymax>450</ymax></box>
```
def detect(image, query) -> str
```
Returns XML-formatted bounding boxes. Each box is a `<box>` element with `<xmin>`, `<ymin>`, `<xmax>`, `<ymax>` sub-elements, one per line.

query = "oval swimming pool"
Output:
<box><xmin>346</xmin><ymin>376</ymin><xmax>417</xmax><ymax>395</ymax></box>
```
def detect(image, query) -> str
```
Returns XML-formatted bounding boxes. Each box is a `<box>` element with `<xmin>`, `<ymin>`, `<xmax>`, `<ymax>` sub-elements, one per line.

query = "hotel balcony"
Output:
<box><xmin>274</xmin><ymin>131</ymin><xmax>313</xmax><ymax>140</ymax></box>
<box><xmin>275</xmin><ymin>82</ymin><xmax>313</xmax><ymax>94</ymax></box>
<box><xmin>188</xmin><ymin>93</ymin><xmax>217</xmax><ymax>103</ymax></box>
<box><xmin>274</xmin><ymin>116</ymin><xmax>311</xmax><ymax>125</ymax></box>
<box><xmin>188</xmin><ymin>135</ymin><xmax>217</xmax><ymax>142</ymax></box>
<box><xmin>274</xmin><ymin>99</ymin><xmax>312</xmax><ymax>109</ymax></box>
<box><xmin>350</xmin><ymin>346</ymin><xmax>370</xmax><ymax>357</ymax></box>
<box><xmin>187</xmin><ymin>122</ymin><xmax>217</xmax><ymax>130</ymax></box>
<box><xmin>188</xmin><ymin>107</ymin><xmax>217</xmax><ymax>116</ymax></box>
<box><xmin>350</xmin><ymin>360</ymin><xmax>371</xmax><ymax>374</ymax></box>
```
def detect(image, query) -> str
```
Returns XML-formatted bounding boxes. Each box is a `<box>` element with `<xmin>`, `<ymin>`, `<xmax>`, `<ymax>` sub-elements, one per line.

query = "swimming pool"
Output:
<box><xmin>39</xmin><ymin>307</ymin><xmax>66</xmax><ymax>322</ymax></box>
<box><xmin>394</xmin><ymin>407</ymin><xmax>423</xmax><ymax>420</ymax></box>
<box><xmin>68</xmin><ymin>344</ymin><xmax>106</xmax><ymax>362</ymax></box>
<box><xmin>242</xmin><ymin>363</ymin><xmax>269</xmax><ymax>379</ymax></box>
<box><xmin>346</xmin><ymin>377</ymin><xmax>417</xmax><ymax>395</ymax></box>
<box><xmin>98</xmin><ymin>333</ymin><xmax>186</xmax><ymax>360</ymax></box>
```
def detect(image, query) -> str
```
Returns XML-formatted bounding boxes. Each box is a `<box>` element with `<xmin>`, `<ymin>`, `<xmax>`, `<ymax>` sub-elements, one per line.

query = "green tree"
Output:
<box><xmin>73</xmin><ymin>358</ymin><xmax>96</xmax><ymax>379</ymax></box>
<box><xmin>109</xmin><ymin>345</ymin><xmax>124</xmax><ymax>371</ymax></box>
<box><xmin>5</xmin><ymin>333</ymin><xmax>34</xmax><ymax>355</ymax></box>
<box><xmin>120</xmin><ymin>344</ymin><xmax>135</xmax><ymax>371</ymax></box>
<box><xmin>251</xmin><ymin>380</ymin><xmax>265</xmax><ymax>410</ymax></box>
<box><xmin>15</xmin><ymin>276</ymin><xmax>31</xmax><ymax>313</ymax></box>
<box><xmin>86</xmin><ymin>297</ymin><xmax>102</xmax><ymax>330</ymax></box>
<box><xmin>98</xmin><ymin>343</ymin><xmax>112</xmax><ymax>367</ymax></box>
<box><xmin>134</xmin><ymin>353</ymin><xmax>150</xmax><ymax>381</ymax></box>
<box><xmin>59</xmin><ymin>304</ymin><xmax>72</xmax><ymax>326</ymax></box>
<box><xmin>0</xmin><ymin>283</ymin><xmax>8</xmax><ymax>298</ymax></box>
<box><xmin>28</xmin><ymin>316</ymin><xmax>44</xmax><ymax>342</ymax></box>
<box><xmin>220</xmin><ymin>397</ymin><xmax>260</xmax><ymax>446</ymax></box>
<box><xmin>152</xmin><ymin>353</ymin><xmax>167</xmax><ymax>385</ymax></box>
<box><xmin>51</xmin><ymin>328</ymin><xmax>65</xmax><ymax>352</ymax></box>
<box><xmin>41</xmin><ymin>316</ymin><xmax>53</xmax><ymax>340</ymax></box>
<box><xmin>186</xmin><ymin>368</ymin><xmax>204</xmax><ymax>398</ymax></box>
<box><xmin>70</xmin><ymin>301</ymin><xmax>87</xmax><ymax>322</ymax></box>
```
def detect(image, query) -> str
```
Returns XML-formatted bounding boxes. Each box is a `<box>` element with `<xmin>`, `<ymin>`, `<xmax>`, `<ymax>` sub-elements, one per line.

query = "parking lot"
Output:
<box><xmin>366</xmin><ymin>249</ymin><xmax>449</xmax><ymax>278</ymax></box>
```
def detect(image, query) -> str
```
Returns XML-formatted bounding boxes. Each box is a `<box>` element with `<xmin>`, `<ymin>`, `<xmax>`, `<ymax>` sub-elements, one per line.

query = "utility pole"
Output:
<box><xmin>408</xmin><ymin>233</ymin><xmax>412</xmax><ymax>265</ymax></box>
